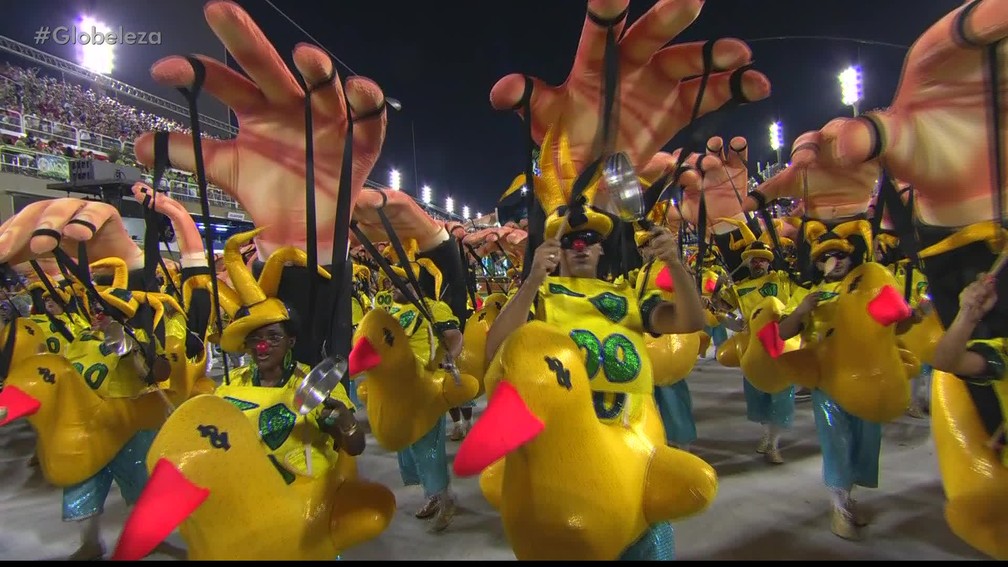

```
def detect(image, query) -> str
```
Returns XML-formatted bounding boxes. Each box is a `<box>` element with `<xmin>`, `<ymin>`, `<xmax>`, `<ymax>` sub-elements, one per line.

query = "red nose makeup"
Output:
<box><xmin>572</xmin><ymin>239</ymin><xmax>588</xmax><ymax>252</ymax></box>
<box><xmin>255</xmin><ymin>341</ymin><xmax>270</xmax><ymax>356</ymax></box>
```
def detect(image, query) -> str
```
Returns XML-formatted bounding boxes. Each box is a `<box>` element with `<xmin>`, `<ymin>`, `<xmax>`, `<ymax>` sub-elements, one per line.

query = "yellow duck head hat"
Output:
<box><xmin>715</xmin><ymin>217</ymin><xmax>775</xmax><ymax>263</ymax></box>
<box><xmin>89</xmin><ymin>257</ymin><xmax>140</xmax><ymax>320</ymax></box>
<box><xmin>875</xmin><ymin>232</ymin><xmax>900</xmax><ymax>254</ymax></box>
<box><xmin>379</xmin><ymin>239</ymin><xmax>444</xmax><ymax>299</ymax></box>
<box><xmin>805</xmin><ymin>219</ymin><xmax>874</xmax><ymax>263</ymax></box>
<box><xmin>26</xmin><ymin>274</ymin><xmax>74</xmax><ymax>308</ymax></box>
<box><xmin>535</xmin><ymin>126</ymin><xmax>614</xmax><ymax>240</ymax></box>
<box><xmin>218</xmin><ymin>227</ymin><xmax>329</xmax><ymax>353</ymax></box>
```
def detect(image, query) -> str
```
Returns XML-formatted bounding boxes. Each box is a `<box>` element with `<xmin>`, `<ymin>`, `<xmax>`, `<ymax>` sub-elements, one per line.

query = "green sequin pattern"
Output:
<box><xmin>258</xmin><ymin>404</ymin><xmax>296</xmax><ymax>450</ymax></box>
<box><xmin>398</xmin><ymin>310</ymin><xmax>417</xmax><ymax>331</ymax></box>
<box><xmin>758</xmin><ymin>282</ymin><xmax>778</xmax><ymax>298</ymax></box>
<box><xmin>589</xmin><ymin>292</ymin><xmax>628</xmax><ymax>323</ymax></box>
<box><xmin>570</xmin><ymin>329</ymin><xmax>602</xmax><ymax>380</ymax></box>
<box><xmin>737</xmin><ymin>287</ymin><xmax>756</xmax><ymax>297</ymax></box>
<box><xmin>267</xmin><ymin>454</ymin><xmax>296</xmax><ymax>485</ymax></box>
<box><xmin>224</xmin><ymin>397</ymin><xmax>260</xmax><ymax>411</ymax></box>
<box><xmin>601</xmin><ymin>334</ymin><xmax>641</xmax><ymax>383</ymax></box>
<box><xmin>548</xmin><ymin>283</ymin><xmax>586</xmax><ymax>298</ymax></box>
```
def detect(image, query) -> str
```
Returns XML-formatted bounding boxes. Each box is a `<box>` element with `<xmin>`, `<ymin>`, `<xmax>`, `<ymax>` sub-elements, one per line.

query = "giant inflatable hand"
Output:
<box><xmin>131</xmin><ymin>183</ymin><xmax>207</xmax><ymax>268</ymax></box>
<box><xmin>0</xmin><ymin>198</ymin><xmax>143</xmax><ymax>269</ymax></box>
<box><xmin>680</xmin><ymin>136</ymin><xmax>752</xmax><ymax>234</ymax></box>
<box><xmin>749</xmin><ymin>125</ymin><xmax>881</xmax><ymax>221</ymax></box>
<box><xmin>758</xmin><ymin>1</ymin><xmax>1008</xmax><ymax>226</ymax></box>
<box><xmin>490</xmin><ymin>0</ymin><xmax>770</xmax><ymax>184</ymax></box>
<box><xmin>353</xmin><ymin>189</ymin><xmax>444</xmax><ymax>251</ymax></box>
<box><xmin>135</xmin><ymin>0</ymin><xmax>387</xmax><ymax>264</ymax></box>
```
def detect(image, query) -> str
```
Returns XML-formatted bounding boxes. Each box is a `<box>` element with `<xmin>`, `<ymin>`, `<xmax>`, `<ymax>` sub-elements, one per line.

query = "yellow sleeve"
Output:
<box><xmin>428</xmin><ymin>299</ymin><xmax>459</xmax><ymax>327</ymax></box>
<box><xmin>328</xmin><ymin>382</ymin><xmax>356</xmax><ymax>413</ymax></box>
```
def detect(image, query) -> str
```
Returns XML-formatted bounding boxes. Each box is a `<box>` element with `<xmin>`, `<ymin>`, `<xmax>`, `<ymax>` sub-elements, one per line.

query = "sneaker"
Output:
<box><xmin>764</xmin><ymin>447</ymin><xmax>784</xmax><ymax>464</ymax></box>
<box><xmin>430</xmin><ymin>494</ymin><xmax>456</xmax><ymax>532</ymax></box>
<box><xmin>449</xmin><ymin>422</ymin><xmax>465</xmax><ymax>442</ymax></box>
<box><xmin>756</xmin><ymin>434</ymin><xmax>770</xmax><ymax>455</ymax></box>
<box><xmin>415</xmin><ymin>495</ymin><xmax>439</xmax><ymax>519</ymax></box>
<box><xmin>830</xmin><ymin>507</ymin><xmax>861</xmax><ymax>541</ymax></box>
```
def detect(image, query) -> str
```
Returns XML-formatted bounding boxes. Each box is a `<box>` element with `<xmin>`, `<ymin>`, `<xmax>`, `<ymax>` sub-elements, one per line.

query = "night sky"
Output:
<box><xmin>0</xmin><ymin>0</ymin><xmax>962</xmax><ymax>215</ymax></box>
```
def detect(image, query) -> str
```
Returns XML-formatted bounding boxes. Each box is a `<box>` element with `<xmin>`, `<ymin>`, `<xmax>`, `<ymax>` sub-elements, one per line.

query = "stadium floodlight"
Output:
<box><xmin>839</xmin><ymin>66</ymin><xmax>863</xmax><ymax>116</ymax></box>
<box><xmin>421</xmin><ymin>185</ymin><xmax>432</xmax><ymax>204</ymax></box>
<box><xmin>769</xmin><ymin>122</ymin><xmax>783</xmax><ymax>164</ymax></box>
<box><xmin>77</xmin><ymin>17</ymin><xmax>115</xmax><ymax>75</ymax></box>
<box><xmin>389</xmin><ymin>169</ymin><xmax>401</xmax><ymax>191</ymax></box>
<box><xmin>445</xmin><ymin>196</ymin><xmax>455</xmax><ymax>214</ymax></box>
<box><xmin>462</xmin><ymin>205</ymin><xmax>470</xmax><ymax>219</ymax></box>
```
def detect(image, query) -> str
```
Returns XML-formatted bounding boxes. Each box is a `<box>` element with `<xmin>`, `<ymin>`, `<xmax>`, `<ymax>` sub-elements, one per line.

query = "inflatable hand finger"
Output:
<box><xmin>749</xmin><ymin>127</ymin><xmax>881</xmax><ymax>221</ymax></box>
<box><xmin>0</xmin><ymin>198</ymin><xmax>142</xmax><ymax>269</ymax></box>
<box><xmin>800</xmin><ymin>2</ymin><xmax>1008</xmax><ymax>228</ymax></box>
<box><xmin>490</xmin><ymin>0</ymin><xmax>770</xmax><ymax>188</ymax></box>
<box><xmin>681</xmin><ymin>136</ymin><xmax>751</xmax><ymax>234</ymax></box>
<box><xmin>353</xmin><ymin>189</ymin><xmax>444</xmax><ymax>252</ymax></box>
<box><xmin>131</xmin><ymin>182</ymin><xmax>207</xmax><ymax>267</ymax></box>
<box><xmin>134</xmin><ymin>1</ymin><xmax>387</xmax><ymax>264</ymax></box>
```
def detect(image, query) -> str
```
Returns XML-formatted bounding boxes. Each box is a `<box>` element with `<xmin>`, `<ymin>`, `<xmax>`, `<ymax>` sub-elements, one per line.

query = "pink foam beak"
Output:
<box><xmin>655</xmin><ymin>266</ymin><xmax>674</xmax><ymax>292</ymax></box>
<box><xmin>757</xmin><ymin>321</ymin><xmax>785</xmax><ymax>359</ymax></box>
<box><xmin>348</xmin><ymin>336</ymin><xmax>381</xmax><ymax>376</ymax></box>
<box><xmin>704</xmin><ymin>278</ymin><xmax>717</xmax><ymax>294</ymax></box>
<box><xmin>453</xmin><ymin>381</ymin><xmax>544</xmax><ymax>477</ymax></box>
<box><xmin>0</xmin><ymin>386</ymin><xmax>40</xmax><ymax>426</ymax></box>
<box><xmin>111</xmin><ymin>459</ymin><xmax>209</xmax><ymax>561</ymax></box>
<box><xmin>866</xmin><ymin>285</ymin><xmax>911</xmax><ymax>326</ymax></box>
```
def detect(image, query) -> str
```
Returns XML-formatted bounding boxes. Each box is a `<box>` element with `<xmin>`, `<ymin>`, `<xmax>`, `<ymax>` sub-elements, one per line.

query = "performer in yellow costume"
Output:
<box><xmin>717</xmin><ymin>220</ymin><xmax>804</xmax><ymax>464</ymax></box>
<box><xmin>485</xmin><ymin>127</ymin><xmax>708</xmax><ymax>560</ymax></box>
<box><xmin>216</xmin><ymin>229</ymin><xmax>364</xmax><ymax>477</ymax></box>
<box><xmin>373</xmin><ymin>240</ymin><xmax>463</xmax><ymax>532</ymax></box>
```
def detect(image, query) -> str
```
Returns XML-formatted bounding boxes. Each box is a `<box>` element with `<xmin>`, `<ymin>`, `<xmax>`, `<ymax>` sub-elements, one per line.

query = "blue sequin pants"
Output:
<box><xmin>742</xmin><ymin>378</ymin><xmax>795</xmax><ymax>428</ymax></box>
<box><xmin>704</xmin><ymin>324</ymin><xmax>728</xmax><ymax>350</ymax></box>
<box><xmin>654</xmin><ymin>383</ymin><xmax>697</xmax><ymax>446</ymax></box>
<box><xmin>811</xmin><ymin>390</ymin><xmax>882</xmax><ymax>490</ymax></box>
<box><xmin>62</xmin><ymin>429</ymin><xmax>157</xmax><ymax>521</ymax></box>
<box><xmin>397</xmin><ymin>417</ymin><xmax>450</xmax><ymax>498</ymax></box>
<box><xmin>348</xmin><ymin>378</ymin><xmax>363</xmax><ymax>409</ymax></box>
<box><xmin>619</xmin><ymin>522</ymin><xmax>676</xmax><ymax>560</ymax></box>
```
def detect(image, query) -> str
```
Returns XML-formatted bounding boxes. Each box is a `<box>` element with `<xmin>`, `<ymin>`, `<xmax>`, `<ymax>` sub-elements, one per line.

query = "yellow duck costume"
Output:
<box><xmin>792</xmin><ymin>221</ymin><xmax>920</xmax><ymax>423</ymax></box>
<box><xmin>111</xmin><ymin>228</ymin><xmax>395</xmax><ymax>560</ymax></box>
<box><xmin>454</xmin><ymin>321</ymin><xmax>717</xmax><ymax>560</ymax></box>
<box><xmin>469</xmin><ymin>127</ymin><xmax>715</xmax><ymax>560</ymax></box>
<box><xmin>348</xmin><ymin>239</ymin><xmax>479</xmax><ymax>452</ymax></box>
<box><xmin>714</xmin><ymin>217</ymin><xmax>812</xmax><ymax>394</ymax></box>
<box><xmin>0</xmin><ymin>258</ymin><xmax>210</xmax><ymax>503</ymax></box>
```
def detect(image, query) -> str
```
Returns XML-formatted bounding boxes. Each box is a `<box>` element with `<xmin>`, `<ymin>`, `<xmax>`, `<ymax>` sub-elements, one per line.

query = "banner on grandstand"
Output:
<box><xmin>35</xmin><ymin>155</ymin><xmax>69</xmax><ymax>181</ymax></box>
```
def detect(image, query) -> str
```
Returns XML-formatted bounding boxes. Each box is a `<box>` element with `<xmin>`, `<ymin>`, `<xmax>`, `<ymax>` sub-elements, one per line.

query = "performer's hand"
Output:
<box><xmin>530</xmin><ymin>238</ymin><xmax>562</xmax><ymax>283</ymax></box>
<box><xmin>131</xmin><ymin>182</ymin><xmax>207</xmax><ymax>268</ymax></box>
<box><xmin>958</xmin><ymin>272</ymin><xmax>998</xmax><ymax>322</ymax></box>
<box><xmin>0</xmin><ymin>198</ymin><xmax>142</xmax><ymax>269</ymax></box>
<box><xmin>757</xmin><ymin>1</ymin><xmax>1008</xmax><ymax>227</ymax></box>
<box><xmin>490</xmin><ymin>0</ymin><xmax>770</xmax><ymax>187</ymax></box>
<box><xmin>680</xmin><ymin>136</ymin><xmax>751</xmax><ymax>233</ymax></box>
<box><xmin>135</xmin><ymin>0</ymin><xmax>387</xmax><ymax>264</ymax></box>
<box><xmin>353</xmin><ymin>189</ymin><xmax>444</xmax><ymax>252</ymax></box>
<box><xmin>750</xmin><ymin>125</ymin><xmax>882</xmax><ymax>221</ymax></box>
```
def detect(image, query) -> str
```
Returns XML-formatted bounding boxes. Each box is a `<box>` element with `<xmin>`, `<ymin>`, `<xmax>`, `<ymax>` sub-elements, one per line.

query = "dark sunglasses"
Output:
<box><xmin>819</xmin><ymin>251</ymin><xmax>849</xmax><ymax>261</ymax></box>
<box><xmin>560</xmin><ymin>230</ymin><xmax>603</xmax><ymax>250</ymax></box>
